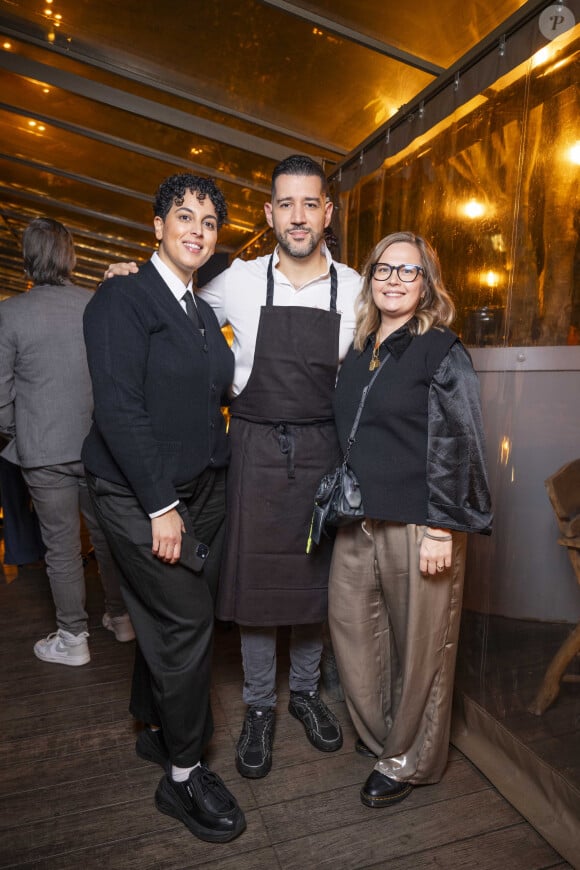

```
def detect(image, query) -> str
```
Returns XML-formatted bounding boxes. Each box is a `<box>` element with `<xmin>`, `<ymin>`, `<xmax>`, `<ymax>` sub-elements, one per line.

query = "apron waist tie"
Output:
<box><xmin>275</xmin><ymin>423</ymin><xmax>296</xmax><ymax>479</ymax></box>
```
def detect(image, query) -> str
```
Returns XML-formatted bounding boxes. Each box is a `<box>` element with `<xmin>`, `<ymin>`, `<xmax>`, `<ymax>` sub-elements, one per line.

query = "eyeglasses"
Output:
<box><xmin>371</xmin><ymin>263</ymin><xmax>425</xmax><ymax>283</ymax></box>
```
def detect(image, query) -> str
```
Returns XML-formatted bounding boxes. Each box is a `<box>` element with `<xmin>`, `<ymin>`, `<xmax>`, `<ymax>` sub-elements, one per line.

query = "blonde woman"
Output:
<box><xmin>328</xmin><ymin>231</ymin><xmax>492</xmax><ymax>808</ymax></box>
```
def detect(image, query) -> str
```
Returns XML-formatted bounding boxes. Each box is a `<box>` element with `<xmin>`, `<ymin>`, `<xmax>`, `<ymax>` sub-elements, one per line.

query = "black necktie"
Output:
<box><xmin>182</xmin><ymin>291</ymin><xmax>204</xmax><ymax>333</ymax></box>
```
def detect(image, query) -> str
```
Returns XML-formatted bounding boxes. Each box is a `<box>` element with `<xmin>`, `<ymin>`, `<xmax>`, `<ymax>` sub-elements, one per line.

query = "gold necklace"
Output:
<box><xmin>369</xmin><ymin>334</ymin><xmax>382</xmax><ymax>371</ymax></box>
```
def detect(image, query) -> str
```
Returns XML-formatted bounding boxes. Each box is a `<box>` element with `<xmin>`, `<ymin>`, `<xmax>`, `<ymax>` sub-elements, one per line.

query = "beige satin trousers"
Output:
<box><xmin>329</xmin><ymin>520</ymin><xmax>467</xmax><ymax>785</ymax></box>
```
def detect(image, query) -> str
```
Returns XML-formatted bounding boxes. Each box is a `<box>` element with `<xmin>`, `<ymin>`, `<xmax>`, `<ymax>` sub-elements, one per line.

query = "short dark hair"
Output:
<box><xmin>22</xmin><ymin>218</ymin><xmax>76</xmax><ymax>286</ymax></box>
<box><xmin>153</xmin><ymin>173</ymin><xmax>228</xmax><ymax>228</ymax></box>
<box><xmin>271</xmin><ymin>154</ymin><xmax>329</xmax><ymax>197</ymax></box>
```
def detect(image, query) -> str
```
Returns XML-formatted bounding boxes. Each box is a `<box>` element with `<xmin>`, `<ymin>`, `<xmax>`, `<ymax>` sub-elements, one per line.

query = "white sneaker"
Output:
<box><xmin>102</xmin><ymin>612</ymin><xmax>135</xmax><ymax>643</ymax></box>
<box><xmin>34</xmin><ymin>629</ymin><xmax>90</xmax><ymax>666</ymax></box>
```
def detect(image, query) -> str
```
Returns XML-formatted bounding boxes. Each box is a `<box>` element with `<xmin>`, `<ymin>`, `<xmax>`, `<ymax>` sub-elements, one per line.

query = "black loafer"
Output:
<box><xmin>155</xmin><ymin>764</ymin><xmax>246</xmax><ymax>843</ymax></box>
<box><xmin>355</xmin><ymin>738</ymin><xmax>377</xmax><ymax>758</ymax></box>
<box><xmin>360</xmin><ymin>769</ymin><xmax>413</xmax><ymax>808</ymax></box>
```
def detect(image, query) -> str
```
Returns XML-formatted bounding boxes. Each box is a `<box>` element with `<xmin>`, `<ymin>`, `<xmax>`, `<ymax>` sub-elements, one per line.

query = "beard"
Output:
<box><xmin>275</xmin><ymin>226</ymin><xmax>322</xmax><ymax>259</ymax></box>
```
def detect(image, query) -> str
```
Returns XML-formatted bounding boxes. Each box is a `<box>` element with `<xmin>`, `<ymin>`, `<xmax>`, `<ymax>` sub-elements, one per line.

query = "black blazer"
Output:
<box><xmin>82</xmin><ymin>261</ymin><xmax>234</xmax><ymax>515</ymax></box>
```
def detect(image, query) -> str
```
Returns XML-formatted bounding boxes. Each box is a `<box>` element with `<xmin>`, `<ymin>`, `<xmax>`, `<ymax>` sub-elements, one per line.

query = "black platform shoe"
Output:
<box><xmin>360</xmin><ymin>769</ymin><xmax>413</xmax><ymax>808</ymax></box>
<box><xmin>155</xmin><ymin>763</ymin><xmax>246</xmax><ymax>843</ymax></box>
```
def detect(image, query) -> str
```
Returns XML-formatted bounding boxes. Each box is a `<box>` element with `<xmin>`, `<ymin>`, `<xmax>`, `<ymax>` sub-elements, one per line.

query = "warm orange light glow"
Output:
<box><xmin>55</xmin><ymin>13</ymin><xmax>62</xmax><ymax>19</ymax></box>
<box><xmin>481</xmin><ymin>270</ymin><xmax>500</xmax><ymax>288</ymax></box>
<box><xmin>228</xmin><ymin>223</ymin><xmax>254</xmax><ymax>233</ymax></box>
<box><xmin>568</xmin><ymin>142</ymin><xmax>580</xmax><ymax>165</ymax></box>
<box><xmin>499</xmin><ymin>436</ymin><xmax>512</xmax><ymax>466</ymax></box>
<box><xmin>28</xmin><ymin>120</ymin><xmax>37</xmax><ymax>127</ymax></box>
<box><xmin>45</xmin><ymin>9</ymin><xmax>52</xmax><ymax>15</ymax></box>
<box><xmin>2</xmin><ymin>41</ymin><xmax>12</xmax><ymax>50</ymax></box>
<box><xmin>531</xmin><ymin>46</ymin><xmax>552</xmax><ymax>68</ymax></box>
<box><xmin>38</xmin><ymin>125</ymin><xmax>46</xmax><ymax>132</ymax></box>
<box><xmin>463</xmin><ymin>198</ymin><xmax>485</xmax><ymax>219</ymax></box>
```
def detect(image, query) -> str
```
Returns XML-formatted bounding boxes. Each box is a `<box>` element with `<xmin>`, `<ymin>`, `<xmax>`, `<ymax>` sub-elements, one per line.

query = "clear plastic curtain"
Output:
<box><xmin>332</xmin><ymin>20</ymin><xmax>580</xmax><ymax>865</ymax></box>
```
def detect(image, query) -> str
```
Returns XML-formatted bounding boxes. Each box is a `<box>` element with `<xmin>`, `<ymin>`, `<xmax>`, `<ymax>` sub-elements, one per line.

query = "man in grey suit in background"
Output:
<box><xmin>0</xmin><ymin>218</ymin><xmax>134</xmax><ymax>665</ymax></box>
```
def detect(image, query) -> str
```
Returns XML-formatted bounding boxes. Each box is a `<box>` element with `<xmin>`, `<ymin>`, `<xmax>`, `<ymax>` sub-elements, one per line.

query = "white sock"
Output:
<box><xmin>171</xmin><ymin>761</ymin><xmax>201</xmax><ymax>782</ymax></box>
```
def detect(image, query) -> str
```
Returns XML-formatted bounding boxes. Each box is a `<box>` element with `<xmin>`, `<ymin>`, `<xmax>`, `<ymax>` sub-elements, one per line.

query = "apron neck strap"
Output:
<box><xmin>266</xmin><ymin>255</ymin><xmax>338</xmax><ymax>311</ymax></box>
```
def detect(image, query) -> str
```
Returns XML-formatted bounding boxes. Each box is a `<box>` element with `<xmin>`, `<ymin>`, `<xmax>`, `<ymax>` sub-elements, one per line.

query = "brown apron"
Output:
<box><xmin>216</xmin><ymin>257</ymin><xmax>341</xmax><ymax>626</ymax></box>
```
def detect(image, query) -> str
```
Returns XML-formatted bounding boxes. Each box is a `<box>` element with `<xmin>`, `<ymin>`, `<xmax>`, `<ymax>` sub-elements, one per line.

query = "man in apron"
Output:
<box><xmin>199</xmin><ymin>156</ymin><xmax>361</xmax><ymax>778</ymax></box>
<box><xmin>104</xmin><ymin>156</ymin><xmax>361</xmax><ymax>779</ymax></box>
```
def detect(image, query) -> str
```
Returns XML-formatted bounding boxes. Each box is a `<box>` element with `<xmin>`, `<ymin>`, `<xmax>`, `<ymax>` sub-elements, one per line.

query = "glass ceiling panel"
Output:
<box><xmin>1</xmin><ymin>157</ymin><xmax>150</xmax><ymax>228</ymax></box>
<box><xmin>0</xmin><ymin>61</ymin><xmax>277</xmax><ymax>195</ymax></box>
<box><xmin>0</xmin><ymin>0</ymin><xmax>539</xmax><ymax>296</ymax></box>
<box><xmin>290</xmin><ymin>0</ymin><xmax>528</xmax><ymax>68</ymax></box>
<box><xmin>0</xmin><ymin>73</ymin><xmax>270</xmax><ymax>231</ymax></box>
<box><xmin>3</xmin><ymin>0</ymin><xmax>434</xmax><ymax>150</ymax></box>
<box><xmin>2</xmin><ymin>36</ymin><xmax>337</xmax><ymax>161</ymax></box>
<box><xmin>0</xmin><ymin>156</ymin><xmax>244</xmax><ymax>253</ymax></box>
<box><xmin>1</xmin><ymin>198</ymin><xmax>154</xmax><ymax>258</ymax></box>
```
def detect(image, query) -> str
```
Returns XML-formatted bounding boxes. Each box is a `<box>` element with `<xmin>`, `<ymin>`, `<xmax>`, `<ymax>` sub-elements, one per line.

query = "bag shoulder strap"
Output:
<box><xmin>344</xmin><ymin>352</ymin><xmax>390</xmax><ymax>462</ymax></box>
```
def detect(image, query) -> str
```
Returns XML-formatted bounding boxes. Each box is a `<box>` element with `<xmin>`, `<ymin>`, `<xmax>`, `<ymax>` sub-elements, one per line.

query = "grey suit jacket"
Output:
<box><xmin>0</xmin><ymin>283</ymin><xmax>94</xmax><ymax>467</ymax></box>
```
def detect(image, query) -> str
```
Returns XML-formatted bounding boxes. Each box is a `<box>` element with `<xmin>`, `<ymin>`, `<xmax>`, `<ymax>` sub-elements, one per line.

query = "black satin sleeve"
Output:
<box><xmin>426</xmin><ymin>341</ymin><xmax>493</xmax><ymax>534</ymax></box>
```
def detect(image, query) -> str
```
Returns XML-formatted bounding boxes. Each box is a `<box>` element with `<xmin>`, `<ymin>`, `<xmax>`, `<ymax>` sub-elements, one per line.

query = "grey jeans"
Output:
<box><xmin>22</xmin><ymin>461</ymin><xmax>126</xmax><ymax>635</ymax></box>
<box><xmin>239</xmin><ymin>623</ymin><xmax>323</xmax><ymax>707</ymax></box>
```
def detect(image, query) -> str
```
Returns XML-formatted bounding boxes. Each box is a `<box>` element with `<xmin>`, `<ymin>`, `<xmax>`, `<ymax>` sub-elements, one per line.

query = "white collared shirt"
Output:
<box><xmin>198</xmin><ymin>244</ymin><xmax>362</xmax><ymax>396</ymax></box>
<box><xmin>147</xmin><ymin>251</ymin><xmax>192</xmax><ymax>518</ymax></box>
<box><xmin>151</xmin><ymin>251</ymin><xmax>200</xmax><ymax>315</ymax></box>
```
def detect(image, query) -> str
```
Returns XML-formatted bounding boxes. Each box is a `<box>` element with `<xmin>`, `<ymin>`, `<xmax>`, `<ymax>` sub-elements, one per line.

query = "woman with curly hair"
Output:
<box><xmin>82</xmin><ymin>174</ymin><xmax>245</xmax><ymax>844</ymax></box>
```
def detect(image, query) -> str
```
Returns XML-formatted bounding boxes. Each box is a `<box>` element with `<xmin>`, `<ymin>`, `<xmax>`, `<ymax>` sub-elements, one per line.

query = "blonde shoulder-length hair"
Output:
<box><xmin>353</xmin><ymin>231</ymin><xmax>455</xmax><ymax>351</ymax></box>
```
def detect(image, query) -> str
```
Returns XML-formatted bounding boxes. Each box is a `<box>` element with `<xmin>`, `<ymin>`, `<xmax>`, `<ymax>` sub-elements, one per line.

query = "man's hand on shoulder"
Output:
<box><xmin>104</xmin><ymin>262</ymin><xmax>139</xmax><ymax>281</ymax></box>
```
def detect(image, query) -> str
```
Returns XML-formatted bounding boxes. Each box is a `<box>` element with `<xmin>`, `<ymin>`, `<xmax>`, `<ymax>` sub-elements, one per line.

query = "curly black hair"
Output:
<box><xmin>153</xmin><ymin>173</ymin><xmax>228</xmax><ymax>228</ymax></box>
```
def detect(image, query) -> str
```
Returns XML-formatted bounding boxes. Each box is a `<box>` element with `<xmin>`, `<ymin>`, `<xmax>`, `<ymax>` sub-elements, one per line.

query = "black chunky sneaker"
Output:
<box><xmin>235</xmin><ymin>706</ymin><xmax>275</xmax><ymax>778</ymax></box>
<box><xmin>136</xmin><ymin>727</ymin><xmax>169</xmax><ymax>771</ymax></box>
<box><xmin>288</xmin><ymin>690</ymin><xmax>343</xmax><ymax>752</ymax></box>
<box><xmin>355</xmin><ymin>737</ymin><xmax>377</xmax><ymax>758</ymax></box>
<box><xmin>155</xmin><ymin>763</ymin><xmax>246</xmax><ymax>843</ymax></box>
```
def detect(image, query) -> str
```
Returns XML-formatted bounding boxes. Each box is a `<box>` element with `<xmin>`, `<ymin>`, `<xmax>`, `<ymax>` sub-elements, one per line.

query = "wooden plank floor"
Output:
<box><xmin>0</xmin><ymin>556</ymin><xmax>571</xmax><ymax>870</ymax></box>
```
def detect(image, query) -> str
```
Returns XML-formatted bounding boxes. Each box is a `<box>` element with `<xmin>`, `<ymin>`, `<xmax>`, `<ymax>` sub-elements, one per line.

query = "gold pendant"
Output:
<box><xmin>369</xmin><ymin>340</ymin><xmax>381</xmax><ymax>371</ymax></box>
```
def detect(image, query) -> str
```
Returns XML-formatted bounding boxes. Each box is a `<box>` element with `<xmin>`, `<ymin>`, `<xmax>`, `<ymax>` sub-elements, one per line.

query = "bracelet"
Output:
<box><xmin>423</xmin><ymin>531</ymin><xmax>452</xmax><ymax>541</ymax></box>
